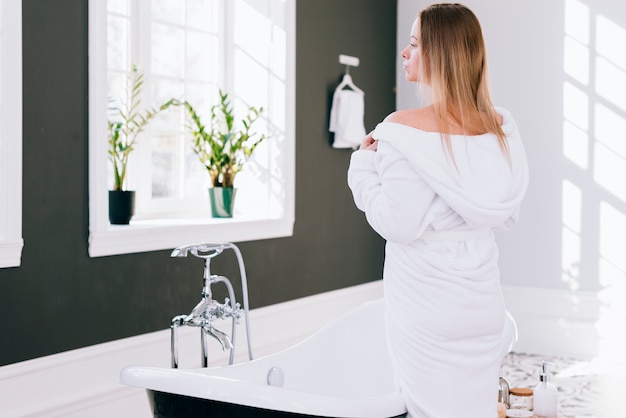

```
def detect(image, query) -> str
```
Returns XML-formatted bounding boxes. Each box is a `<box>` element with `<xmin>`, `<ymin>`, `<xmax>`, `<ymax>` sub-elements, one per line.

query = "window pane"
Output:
<box><xmin>151</xmin><ymin>135</ymin><xmax>182</xmax><ymax>198</ymax></box>
<box><xmin>186</xmin><ymin>31</ymin><xmax>217</xmax><ymax>82</ymax></box>
<box><xmin>151</xmin><ymin>23</ymin><xmax>184</xmax><ymax>78</ymax></box>
<box><xmin>107</xmin><ymin>0</ymin><xmax>129</xmax><ymax>15</ymax></box>
<box><xmin>235</xmin><ymin>0</ymin><xmax>270</xmax><ymax>66</ymax></box>
<box><xmin>152</xmin><ymin>78</ymin><xmax>184</xmax><ymax>108</ymax></box>
<box><xmin>269</xmin><ymin>75</ymin><xmax>286</xmax><ymax>130</ymax></box>
<box><xmin>271</xmin><ymin>23</ymin><xmax>287</xmax><ymax>80</ymax></box>
<box><xmin>234</xmin><ymin>49</ymin><xmax>269</xmax><ymax>106</ymax></box>
<box><xmin>151</xmin><ymin>0</ymin><xmax>183</xmax><ymax>24</ymax></box>
<box><xmin>184</xmin><ymin>81</ymin><xmax>214</xmax><ymax>113</ymax></box>
<box><xmin>187</xmin><ymin>0</ymin><xmax>219</xmax><ymax>30</ymax></box>
<box><xmin>107</xmin><ymin>73</ymin><xmax>127</xmax><ymax>118</ymax></box>
<box><xmin>107</xmin><ymin>16</ymin><xmax>129</xmax><ymax>71</ymax></box>
<box><xmin>184</xmin><ymin>145</ymin><xmax>210</xmax><ymax>197</ymax></box>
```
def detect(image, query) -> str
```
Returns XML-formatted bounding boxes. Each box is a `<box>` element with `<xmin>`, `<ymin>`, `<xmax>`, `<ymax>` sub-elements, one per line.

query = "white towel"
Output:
<box><xmin>329</xmin><ymin>89</ymin><xmax>366</xmax><ymax>149</ymax></box>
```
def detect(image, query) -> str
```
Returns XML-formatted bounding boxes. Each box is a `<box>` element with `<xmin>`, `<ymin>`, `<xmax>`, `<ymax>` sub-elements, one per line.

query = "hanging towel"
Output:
<box><xmin>329</xmin><ymin>88</ymin><xmax>366</xmax><ymax>149</ymax></box>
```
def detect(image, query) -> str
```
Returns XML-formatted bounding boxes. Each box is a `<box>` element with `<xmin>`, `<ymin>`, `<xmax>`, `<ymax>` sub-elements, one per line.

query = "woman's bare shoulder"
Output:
<box><xmin>383</xmin><ymin>106</ymin><xmax>437</xmax><ymax>131</ymax></box>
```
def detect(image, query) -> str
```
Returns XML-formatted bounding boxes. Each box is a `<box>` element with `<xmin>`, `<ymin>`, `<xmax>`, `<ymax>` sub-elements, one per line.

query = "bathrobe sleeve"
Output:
<box><xmin>347</xmin><ymin>142</ymin><xmax>437</xmax><ymax>244</ymax></box>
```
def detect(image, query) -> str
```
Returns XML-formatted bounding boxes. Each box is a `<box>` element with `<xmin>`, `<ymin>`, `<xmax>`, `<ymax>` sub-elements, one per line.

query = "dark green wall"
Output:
<box><xmin>0</xmin><ymin>0</ymin><xmax>396</xmax><ymax>366</ymax></box>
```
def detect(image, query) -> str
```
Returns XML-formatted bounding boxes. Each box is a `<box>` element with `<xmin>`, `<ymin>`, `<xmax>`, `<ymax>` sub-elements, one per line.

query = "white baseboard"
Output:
<box><xmin>0</xmin><ymin>281</ymin><xmax>617</xmax><ymax>417</ymax></box>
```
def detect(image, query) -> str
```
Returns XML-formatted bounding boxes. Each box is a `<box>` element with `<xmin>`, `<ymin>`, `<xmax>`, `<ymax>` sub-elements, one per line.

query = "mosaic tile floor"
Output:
<box><xmin>502</xmin><ymin>352</ymin><xmax>626</xmax><ymax>418</ymax></box>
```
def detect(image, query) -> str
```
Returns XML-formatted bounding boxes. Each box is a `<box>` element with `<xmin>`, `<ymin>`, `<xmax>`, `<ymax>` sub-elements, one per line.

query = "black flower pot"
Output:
<box><xmin>109</xmin><ymin>190</ymin><xmax>136</xmax><ymax>225</ymax></box>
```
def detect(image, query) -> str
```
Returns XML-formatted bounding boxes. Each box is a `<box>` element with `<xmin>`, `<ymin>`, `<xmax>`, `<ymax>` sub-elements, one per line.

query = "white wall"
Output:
<box><xmin>397</xmin><ymin>0</ymin><xmax>626</xmax><ymax>359</ymax></box>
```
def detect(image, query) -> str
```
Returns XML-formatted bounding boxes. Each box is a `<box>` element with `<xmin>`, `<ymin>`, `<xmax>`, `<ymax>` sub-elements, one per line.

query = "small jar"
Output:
<box><xmin>509</xmin><ymin>387</ymin><xmax>533</xmax><ymax>411</ymax></box>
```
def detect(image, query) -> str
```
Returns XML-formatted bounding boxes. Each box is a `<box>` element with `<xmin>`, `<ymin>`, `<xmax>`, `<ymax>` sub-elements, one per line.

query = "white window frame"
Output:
<box><xmin>0</xmin><ymin>0</ymin><xmax>23</xmax><ymax>268</ymax></box>
<box><xmin>88</xmin><ymin>0</ymin><xmax>295</xmax><ymax>257</ymax></box>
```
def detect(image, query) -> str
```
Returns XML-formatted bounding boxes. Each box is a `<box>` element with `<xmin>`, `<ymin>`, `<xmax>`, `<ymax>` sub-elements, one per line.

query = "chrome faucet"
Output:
<box><xmin>169</xmin><ymin>243</ymin><xmax>253</xmax><ymax>368</ymax></box>
<box><xmin>205</xmin><ymin>324</ymin><xmax>233</xmax><ymax>351</ymax></box>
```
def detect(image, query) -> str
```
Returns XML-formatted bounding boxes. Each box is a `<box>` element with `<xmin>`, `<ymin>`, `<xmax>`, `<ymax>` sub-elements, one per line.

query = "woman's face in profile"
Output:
<box><xmin>401</xmin><ymin>19</ymin><xmax>422</xmax><ymax>83</ymax></box>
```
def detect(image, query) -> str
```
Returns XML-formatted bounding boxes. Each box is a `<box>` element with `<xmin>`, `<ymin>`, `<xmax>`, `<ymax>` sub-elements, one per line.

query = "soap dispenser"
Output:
<box><xmin>534</xmin><ymin>361</ymin><xmax>558</xmax><ymax>418</ymax></box>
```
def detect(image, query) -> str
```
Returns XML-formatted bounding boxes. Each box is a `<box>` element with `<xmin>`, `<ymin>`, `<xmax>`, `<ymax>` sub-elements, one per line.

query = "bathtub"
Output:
<box><xmin>121</xmin><ymin>298</ymin><xmax>517</xmax><ymax>418</ymax></box>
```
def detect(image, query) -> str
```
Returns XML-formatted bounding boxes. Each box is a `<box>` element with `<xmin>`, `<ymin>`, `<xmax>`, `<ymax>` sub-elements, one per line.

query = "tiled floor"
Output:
<box><xmin>502</xmin><ymin>352</ymin><xmax>626</xmax><ymax>418</ymax></box>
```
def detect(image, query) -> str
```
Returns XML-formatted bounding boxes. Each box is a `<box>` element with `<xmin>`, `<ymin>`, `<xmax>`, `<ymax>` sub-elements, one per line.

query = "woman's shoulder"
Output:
<box><xmin>384</xmin><ymin>106</ymin><xmax>511</xmax><ymax>136</ymax></box>
<box><xmin>383</xmin><ymin>106</ymin><xmax>437</xmax><ymax>132</ymax></box>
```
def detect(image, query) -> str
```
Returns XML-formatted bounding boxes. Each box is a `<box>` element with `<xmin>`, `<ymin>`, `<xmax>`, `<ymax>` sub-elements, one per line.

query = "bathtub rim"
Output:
<box><xmin>121</xmin><ymin>364</ymin><xmax>406</xmax><ymax>418</ymax></box>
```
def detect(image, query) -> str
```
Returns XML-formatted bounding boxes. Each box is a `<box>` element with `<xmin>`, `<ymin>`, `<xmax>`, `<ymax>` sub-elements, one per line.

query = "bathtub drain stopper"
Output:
<box><xmin>267</xmin><ymin>367</ymin><xmax>285</xmax><ymax>387</ymax></box>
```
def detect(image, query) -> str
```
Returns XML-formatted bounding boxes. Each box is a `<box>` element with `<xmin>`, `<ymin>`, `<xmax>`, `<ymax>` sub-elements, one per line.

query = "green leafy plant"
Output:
<box><xmin>108</xmin><ymin>65</ymin><xmax>162</xmax><ymax>191</ymax></box>
<box><xmin>164</xmin><ymin>90</ymin><xmax>266</xmax><ymax>188</ymax></box>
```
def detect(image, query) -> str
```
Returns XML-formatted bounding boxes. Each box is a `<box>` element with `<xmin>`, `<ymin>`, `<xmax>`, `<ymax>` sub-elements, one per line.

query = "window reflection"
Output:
<box><xmin>562</xmin><ymin>0</ymin><xmax>626</xmax><ymax>365</ymax></box>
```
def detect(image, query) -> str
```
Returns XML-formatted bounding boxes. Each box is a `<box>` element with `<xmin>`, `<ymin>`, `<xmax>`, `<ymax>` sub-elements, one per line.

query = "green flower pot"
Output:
<box><xmin>208</xmin><ymin>187</ymin><xmax>236</xmax><ymax>218</ymax></box>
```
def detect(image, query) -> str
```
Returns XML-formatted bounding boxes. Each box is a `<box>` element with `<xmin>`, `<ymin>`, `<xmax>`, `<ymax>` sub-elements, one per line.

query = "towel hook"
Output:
<box><xmin>339</xmin><ymin>54</ymin><xmax>360</xmax><ymax>75</ymax></box>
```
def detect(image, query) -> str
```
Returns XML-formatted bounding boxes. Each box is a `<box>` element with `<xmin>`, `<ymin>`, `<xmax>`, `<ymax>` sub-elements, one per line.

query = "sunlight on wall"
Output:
<box><xmin>595</xmin><ymin>16</ymin><xmax>626</xmax><ymax>111</ymax></box>
<box><xmin>562</xmin><ymin>84</ymin><xmax>589</xmax><ymax>169</ymax></box>
<box><xmin>561</xmin><ymin>180</ymin><xmax>582</xmax><ymax>290</ymax></box>
<box><xmin>561</xmin><ymin>0</ymin><xmax>590</xmax><ymax>291</ymax></box>
<box><xmin>594</xmin><ymin>10</ymin><xmax>626</xmax><ymax>363</ymax></box>
<box><xmin>563</xmin><ymin>0</ymin><xmax>626</xmax><ymax>365</ymax></box>
<box><xmin>597</xmin><ymin>202</ymin><xmax>626</xmax><ymax>363</ymax></box>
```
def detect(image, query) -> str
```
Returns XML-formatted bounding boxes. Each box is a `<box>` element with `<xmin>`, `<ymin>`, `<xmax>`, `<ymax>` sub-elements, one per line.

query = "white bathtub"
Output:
<box><xmin>121</xmin><ymin>298</ymin><xmax>517</xmax><ymax>418</ymax></box>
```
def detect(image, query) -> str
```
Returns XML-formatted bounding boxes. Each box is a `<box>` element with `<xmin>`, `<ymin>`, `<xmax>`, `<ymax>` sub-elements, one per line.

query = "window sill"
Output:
<box><xmin>88</xmin><ymin>214</ymin><xmax>294</xmax><ymax>258</ymax></box>
<box><xmin>0</xmin><ymin>239</ymin><xmax>25</xmax><ymax>268</ymax></box>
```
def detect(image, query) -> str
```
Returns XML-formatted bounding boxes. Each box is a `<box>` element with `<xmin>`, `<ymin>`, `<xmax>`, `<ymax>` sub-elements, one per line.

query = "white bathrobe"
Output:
<box><xmin>347</xmin><ymin>108</ymin><xmax>528</xmax><ymax>418</ymax></box>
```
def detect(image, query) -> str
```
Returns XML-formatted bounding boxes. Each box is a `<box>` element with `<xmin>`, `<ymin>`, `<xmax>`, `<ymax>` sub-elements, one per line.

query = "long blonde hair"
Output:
<box><xmin>419</xmin><ymin>3</ymin><xmax>510</xmax><ymax>165</ymax></box>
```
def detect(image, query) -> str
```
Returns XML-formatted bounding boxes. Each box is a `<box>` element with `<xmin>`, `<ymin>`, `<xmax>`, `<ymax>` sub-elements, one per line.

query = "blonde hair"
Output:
<box><xmin>419</xmin><ymin>3</ymin><xmax>510</xmax><ymax>165</ymax></box>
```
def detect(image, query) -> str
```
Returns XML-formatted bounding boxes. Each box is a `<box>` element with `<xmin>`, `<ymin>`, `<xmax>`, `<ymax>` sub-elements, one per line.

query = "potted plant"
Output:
<box><xmin>164</xmin><ymin>91</ymin><xmax>266</xmax><ymax>217</ymax></box>
<box><xmin>108</xmin><ymin>65</ymin><xmax>160</xmax><ymax>224</ymax></box>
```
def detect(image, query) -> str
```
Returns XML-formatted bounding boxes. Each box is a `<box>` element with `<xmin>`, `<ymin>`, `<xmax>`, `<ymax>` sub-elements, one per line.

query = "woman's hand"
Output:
<box><xmin>360</xmin><ymin>132</ymin><xmax>378</xmax><ymax>151</ymax></box>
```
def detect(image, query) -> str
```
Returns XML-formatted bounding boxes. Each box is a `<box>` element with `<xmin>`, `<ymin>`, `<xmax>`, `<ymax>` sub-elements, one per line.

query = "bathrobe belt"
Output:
<box><xmin>419</xmin><ymin>229</ymin><xmax>492</xmax><ymax>241</ymax></box>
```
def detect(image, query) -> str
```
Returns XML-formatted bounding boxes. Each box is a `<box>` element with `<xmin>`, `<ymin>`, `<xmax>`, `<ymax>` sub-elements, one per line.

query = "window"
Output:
<box><xmin>0</xmin><ymin>0</ymin><xmax>23</xmax><ymax>268</ymax></box>
<box><xmin>88</xmin><ymin>0</ymin><xmax>295</xmax><ymax>257</ymax></box>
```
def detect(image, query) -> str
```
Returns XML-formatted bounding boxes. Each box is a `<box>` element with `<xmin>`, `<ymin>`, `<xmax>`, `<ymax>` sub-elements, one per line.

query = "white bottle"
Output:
<box><xmin>533</xmin><ymin>361</ymin><xmax>558</xmax><ymax>418</ymax></box>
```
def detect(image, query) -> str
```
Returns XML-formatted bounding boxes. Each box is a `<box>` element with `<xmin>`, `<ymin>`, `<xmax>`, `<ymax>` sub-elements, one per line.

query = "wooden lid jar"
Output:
<box><xmin>509</xmin><ymin>387</ymin><xmax>534</xmax><ymax>411</ymax></box>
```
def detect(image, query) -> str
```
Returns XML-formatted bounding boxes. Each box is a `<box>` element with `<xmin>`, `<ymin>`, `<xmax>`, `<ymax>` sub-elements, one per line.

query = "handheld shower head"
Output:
<box><xmin>171</xmin><ymin>244</ymin><xmax>194</xmax><ymax>257</ymax></box>
<box><xmin>171</xmin><ymin>243</ymin><xmax>227</xmax><ymax>259</ymax></box>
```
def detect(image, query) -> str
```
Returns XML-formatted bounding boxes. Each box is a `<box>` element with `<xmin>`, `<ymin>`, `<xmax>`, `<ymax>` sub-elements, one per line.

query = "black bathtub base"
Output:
<box><xmin>148</xmin><ymin>390</ymin><xmax>408</xmax><ymax>418</ymax></box>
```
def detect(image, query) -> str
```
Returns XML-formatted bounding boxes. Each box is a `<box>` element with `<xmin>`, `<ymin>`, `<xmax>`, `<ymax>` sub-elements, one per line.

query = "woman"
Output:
<box><xmin>347</xmin><ymin>4</ymin><xmax>529</xmax><ymax>417</ymax></box>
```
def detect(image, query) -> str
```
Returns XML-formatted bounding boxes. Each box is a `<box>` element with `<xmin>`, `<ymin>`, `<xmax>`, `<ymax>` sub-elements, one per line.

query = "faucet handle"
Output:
<box><xmin>218</xmin><ymin>298</ymin><xmax>242</xmax><ymax>323</ymax></box>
